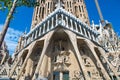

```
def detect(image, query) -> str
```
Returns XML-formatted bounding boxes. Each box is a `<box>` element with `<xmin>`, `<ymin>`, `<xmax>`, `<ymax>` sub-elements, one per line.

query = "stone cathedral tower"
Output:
<box><xmin>1</xmin><ymin>0</ymin><xmax>120</xmax><ymax>80</ymax></box>
<box><xmin>31</xmin><ymin>0</ymin><xmax>90</xmax><ymax>29</ymax></box>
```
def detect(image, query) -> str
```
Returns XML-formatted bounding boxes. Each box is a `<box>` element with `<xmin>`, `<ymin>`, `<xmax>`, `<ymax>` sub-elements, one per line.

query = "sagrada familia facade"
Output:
<box><xmin>0</xmin><ymin>0</ymin><xmax>120</xmax><ymax>80</ymax></box>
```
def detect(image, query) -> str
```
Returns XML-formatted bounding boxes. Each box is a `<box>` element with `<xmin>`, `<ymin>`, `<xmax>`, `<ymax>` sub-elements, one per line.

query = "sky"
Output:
<box><xmin>0</xmin><ymin>0</ymin><xmax>120</xmax><ymax>55</ymax></box>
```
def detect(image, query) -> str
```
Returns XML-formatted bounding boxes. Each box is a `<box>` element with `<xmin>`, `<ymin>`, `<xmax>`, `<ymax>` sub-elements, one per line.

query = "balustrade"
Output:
<box><xmin>65</xmin><ymin>16</ymin><xmax>68</xmax><ymax>28</ymax></box>
<box><xmin>61</xmin><ymin>14</ymin><xmax>64</xmax><ymax>26</ymax></box>
<box><xmin>19</xmin><ymin>8</ymin><xmax>99</xmax><ymax>52</ymax></box>
<box><xmin>74</xmin><ymin>22</ymin><xmax>78</xmax><ymax>32</ymax></box>
<box><xmin>70</xmin><ymin>19</ymin><xmax>73</xmax><ymax>30</ymax></box>
<box><xmin>51</xmin><ymin>17</ymin><xmax>54</xmax><ymax>28</ymax></box>
<box><xmin>43</xmin><ymin>24</ymin><xmax>46</xmax><ymax>34</ymax></box>
<box><xmin>88</xmin><ymin>31</ymin><xmax>91</xmax><ymax>40</ymax></box>
<box><xmin>79</xmin><ymin>24</ymin><xmax>82</xmax><ymax>34</ymax></box>
<box><xmin>35</xmin><ymin>29</ymin><xmax>38</xmax><ymax>39</ymax></box>
<box><xmin>47</xmin><ymin>20</ymin><xmax>50</xmax><ymax>31</ymax></box>
<box><xmin>56</xmin><ymin>14</ymin><xmax>58</xmax><ymax>26</ymax></box>
<box><xmin>39</xmin><ymin>27</ymin><xmax>41</xmax><ymax>36</ymax></box>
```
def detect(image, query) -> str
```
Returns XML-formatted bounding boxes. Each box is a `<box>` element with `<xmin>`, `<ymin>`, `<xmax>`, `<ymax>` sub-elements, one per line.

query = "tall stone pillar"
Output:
<box><xmin>32</xmin><ymin>31</ymin><xmax>54</xmax><ymax>80</ymax></box>
<box><xmin>64</xmin><ymin>30</ymin><xmax>89</xmax><ymax>80</ymax></box>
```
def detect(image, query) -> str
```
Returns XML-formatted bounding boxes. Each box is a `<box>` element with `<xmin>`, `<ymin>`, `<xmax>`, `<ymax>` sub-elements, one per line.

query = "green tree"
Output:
<box><xmin>0</xmin><ymin>0</ymin><xmax>39</xmax><ymax>47</ymax></box>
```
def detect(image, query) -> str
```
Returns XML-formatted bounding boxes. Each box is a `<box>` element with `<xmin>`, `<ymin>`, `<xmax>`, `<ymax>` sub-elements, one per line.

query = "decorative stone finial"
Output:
<box><xmin>55</xmin><ymin>0</ymin><xmax>63</xmax><ymax>9</ymax></box>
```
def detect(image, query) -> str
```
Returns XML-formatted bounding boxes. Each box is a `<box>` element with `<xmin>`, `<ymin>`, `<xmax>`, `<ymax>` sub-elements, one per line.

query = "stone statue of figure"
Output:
<box><xmin>84</xmin><ymin>58</ymin><xmax>90</xmax><ymax>66</ymax></box>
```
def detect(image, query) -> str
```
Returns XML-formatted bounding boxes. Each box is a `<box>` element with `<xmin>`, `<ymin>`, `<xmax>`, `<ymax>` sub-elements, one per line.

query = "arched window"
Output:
<box><xmin>87</xmin><ymin>71</ymin><xmax>91</xmax><ymax>77</ymax></box>
<box><xmin>42</xmin><ymin>7</ymin><xmax>44</xmax><ymax>18</ymax></box>
<box><xmin>79</xmin><ymin>6</ymin><xmax>81</xmax><ymax>12</ymax></box>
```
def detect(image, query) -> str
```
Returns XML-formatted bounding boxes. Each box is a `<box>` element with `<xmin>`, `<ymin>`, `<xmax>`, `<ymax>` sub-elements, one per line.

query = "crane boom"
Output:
<box><xmin>94</xmin><ymin>0</ymin><xmax>104</xmax><ymax>22</ymax></box>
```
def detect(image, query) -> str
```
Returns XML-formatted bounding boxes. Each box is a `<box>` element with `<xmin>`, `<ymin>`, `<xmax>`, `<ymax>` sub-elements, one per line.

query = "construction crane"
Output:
<box><xmin>94</xmin><ymin>0</ymin><xmax>105</xmax><ymax>25</ymax></box>
<box><xmin>94</xmin><ymin>0</ymin><xmax>112</xmax><ymax>28</ymax></box>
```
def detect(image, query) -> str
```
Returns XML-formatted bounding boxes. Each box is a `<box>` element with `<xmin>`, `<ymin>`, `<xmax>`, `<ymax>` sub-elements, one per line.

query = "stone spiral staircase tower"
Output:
<box><xmin>1</xmin><ymin>0</ymin><xmax>119</xmax><ymax>80</ymax></box>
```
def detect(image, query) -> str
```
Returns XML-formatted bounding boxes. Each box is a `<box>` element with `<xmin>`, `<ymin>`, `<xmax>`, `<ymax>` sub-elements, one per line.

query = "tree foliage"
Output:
<box><xmin>0</xmin><ymin>0</ymin><xmax>12</xmax><ymax>11</ymax></box>
<box><xmin>0</xmin><ymin>0</ymin><xmax>39</xmax><ymax>11</ymax></box>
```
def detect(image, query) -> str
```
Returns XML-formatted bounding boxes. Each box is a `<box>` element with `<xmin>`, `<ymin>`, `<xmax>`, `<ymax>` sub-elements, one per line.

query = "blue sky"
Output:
<box><xmin>0</xmin><ymin>0</ymin><xmax>120</xmax><ymax>55</ymax></box>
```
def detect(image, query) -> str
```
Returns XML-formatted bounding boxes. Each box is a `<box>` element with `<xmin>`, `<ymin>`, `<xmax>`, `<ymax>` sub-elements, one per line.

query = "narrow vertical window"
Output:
<box><xmin>53</xmin><ymin>72</ymin><xmax>60</xmax><ymax>80</ymax></box>
<box><xmin>79</xmin><ymin>6</ymin><xmax>81</xmax><ymax>12</ymax></box>
<box><xmin>42</xmin><ymin>7</ymin><xmax>44</xmax><ymax>18</ymax></box>
<box><xmin>48</xmin><ymin>2</ymin><xmax>49</xmax><ymax>8</ymax></box>
<box><xmin>63</xmin><ymin>72</ymin><xmax>69</xmax><ymax>80</ymax></box>
<box><xmin>70</xmin><ymin>2</ymin><xmax>71</xmax><ymax>7</ymax></box>
<box><xmin>82</xmin><ymin>5</ymin><xmax>84</xmax><ymax>12</ymax></box>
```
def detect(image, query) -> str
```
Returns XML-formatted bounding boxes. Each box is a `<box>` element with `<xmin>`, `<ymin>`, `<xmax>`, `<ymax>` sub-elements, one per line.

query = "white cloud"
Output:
<box><xmin>0</xmin><ymin>24</ymin><xmax>23</xmax><ymax>55</ymax></box>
